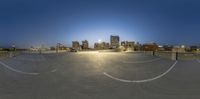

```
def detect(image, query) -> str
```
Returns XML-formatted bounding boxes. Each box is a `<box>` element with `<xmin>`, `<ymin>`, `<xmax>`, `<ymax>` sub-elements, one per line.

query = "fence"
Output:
<box><xmin>127</xmin><ymin>51</ymin><xmax>200</xmax><ymax>60</ymax></box>
<box><xmin>0</xmin><ymin>51</ymin><xmax>21</xmax><ymax>58</ymax></box>
<box><xmin>154</xmin><ymin>51</ymin><xmax>200</xmax><ymax>60</ymax></box>
<box><xmin>0</xmin><ymin>51</ymin><xmax>9</xmax><ymax>58</ymax></box>
<box><xmin>177</xmin><ymin>52</ymin><xmax>199</xmax><ymax>60</ymax></box>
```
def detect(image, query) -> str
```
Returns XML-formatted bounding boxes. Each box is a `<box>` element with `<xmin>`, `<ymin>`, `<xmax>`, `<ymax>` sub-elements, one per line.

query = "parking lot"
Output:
<box><xmin>0</xmin><ymin>52</ymin><xmax>200</xmax><ymax>99</ymax></box>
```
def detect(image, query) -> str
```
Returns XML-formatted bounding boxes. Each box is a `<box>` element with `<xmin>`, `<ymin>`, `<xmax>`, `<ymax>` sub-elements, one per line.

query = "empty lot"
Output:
<box><xmin>0</xmin><ymin>52</ymin><xmax>200</xmax><ymax>99</ymax></box>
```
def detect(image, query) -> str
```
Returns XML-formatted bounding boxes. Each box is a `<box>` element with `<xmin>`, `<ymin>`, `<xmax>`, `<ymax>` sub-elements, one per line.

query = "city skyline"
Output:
<box><xmin>1</xmin><ymin>0</ymin><xmax>200</xmax><ymax>48</ymax></box>
<box><xmin>1</xmin><ymin>33</ymin><xmax>200</xmax><ymax>49</ymax></box>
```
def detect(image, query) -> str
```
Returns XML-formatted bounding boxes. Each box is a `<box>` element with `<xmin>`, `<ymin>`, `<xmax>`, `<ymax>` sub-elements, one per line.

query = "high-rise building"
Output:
<box><xmin>110</xmin><ymin>35</ymin><xmax>120</xmax><ymax>48</ymax></box>
<box><xmin>72</xmin><ymin>41</ymin><xmax>80</xmax><ymax>50</ymax></box>
<box><xmin>82</xmin><ymin>40</ymin><xmax>89</xmax><ymax>49</ymax></box>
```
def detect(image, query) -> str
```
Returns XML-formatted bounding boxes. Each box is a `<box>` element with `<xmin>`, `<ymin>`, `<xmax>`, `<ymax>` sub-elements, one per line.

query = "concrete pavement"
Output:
<box><xmin>0</xmin><ymin>52</ymin><xmax>200</xmax><ymax>99</ymax></box>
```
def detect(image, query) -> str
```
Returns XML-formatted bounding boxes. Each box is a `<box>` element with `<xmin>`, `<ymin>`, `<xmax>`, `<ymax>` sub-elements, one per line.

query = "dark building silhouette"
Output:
<box><xmin>94</xmin><ymin>42</ymin><xmax>109</xmax><ymax>50</ymax></box>
<box><xmin>110</xmin><ymin>35</ymin><xmax>120</xmax><ymax>48</ymax></box>
<box><xmin>142</xmin><ymin>43</ymin><xmax>158</xmax><ymax>51</ymax></box>
<box><xmin>82</xmin><ymin>40</ymin><xmax>89</xmax><ymax>50</ymax></box>
<box><xmin>72</xmin><ymin>41</ymin><xmax>80</xmax><ymax>50</ymax></box>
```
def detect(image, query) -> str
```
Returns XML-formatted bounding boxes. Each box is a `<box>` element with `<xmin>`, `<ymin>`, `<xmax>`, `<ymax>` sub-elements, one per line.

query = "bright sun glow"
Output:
<box><xmin>98</xmin><ymin>39</ymin><xmax>101</xmax><ymax>42</ymax></box>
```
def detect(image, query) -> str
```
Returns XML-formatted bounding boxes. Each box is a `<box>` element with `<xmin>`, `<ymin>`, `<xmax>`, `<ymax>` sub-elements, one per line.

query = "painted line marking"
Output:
<box><xmin>0</xmin><ymin>61</ymin><xmax>40</xmax><ymax>75</ymax></box>
<box><xmin>122</xmin><ymin>58</ymin><xmax>161</xmax><ymax>64</ymax></box>
<box><xmin>103</xmin><ymin>61</ymin><xmax>178</xmax><ymax>83</ymax></box>
<box><xmin>51</xmin><ymin>69</ymin><xmax>57</xmax><ymax>72</ymax></box>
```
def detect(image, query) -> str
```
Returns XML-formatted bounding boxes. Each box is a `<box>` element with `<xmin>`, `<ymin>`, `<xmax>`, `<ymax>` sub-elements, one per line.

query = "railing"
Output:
<box><xmin>0</xmin><ymin>51</ymin><xmax>21</xmax><ymax>58</ymax></box>
<box><xmin>125</xmin><ymin>51</ymin><xmax>200</xmax><ymax>60</ymax></box>
<box><xmin>177</xmin><ymin>52</ymin><xmax>198</xmax><ymax>60</ymax></box>
<box><xmin>1</xmin><ymin>50</ymin><xmax>199</xmax><ymax>60</ymax></box>
<box><xmin>152</xmin><ymin>51</ymin><xmax>199</xmax><ymax>60</ymax></box>
<box><xmin>0</xmin><ymin>51</ymin><xmax>9</xmax><ymax>58</ymax></box>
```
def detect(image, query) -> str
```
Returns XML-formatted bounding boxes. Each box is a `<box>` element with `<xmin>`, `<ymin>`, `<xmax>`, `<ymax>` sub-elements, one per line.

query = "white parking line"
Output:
<box><xmin>103</xmin><ymin>61</ymin><xmax>178</xmax><ymax>83</ymax></box>
<box><xmin>122</xmin><ymin>58</ymin><xmax>161</xmax><ymax>64</ymax></box>
<box><xmin>0</xmin><ymin>61</ymin><xmax>40</xmax><ymax>75</ymax></box>
<box><xmin>51</xmin><ymin>69</ymin><xmax>57</xmax><ymax>72</ymax></box>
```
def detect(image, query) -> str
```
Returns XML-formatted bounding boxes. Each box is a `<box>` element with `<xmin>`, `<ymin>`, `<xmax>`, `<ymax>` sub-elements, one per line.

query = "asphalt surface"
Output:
<box><xmin>0</xmin><ymin>52</ymin><xmax>200</xmax><ymax>99</ymax></box>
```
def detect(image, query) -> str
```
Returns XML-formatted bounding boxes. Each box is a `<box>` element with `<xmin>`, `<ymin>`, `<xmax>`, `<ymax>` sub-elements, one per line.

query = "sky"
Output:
<box><xmin>0</xmin><ymin>0</ymin><xmax>200</xmax><ymax>48</ymax></box>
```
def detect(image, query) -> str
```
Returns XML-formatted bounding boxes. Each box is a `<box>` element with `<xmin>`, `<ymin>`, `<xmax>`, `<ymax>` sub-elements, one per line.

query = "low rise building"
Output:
<box><xmin>134</xmin><ymin>42</ymin><xmax>142</xmax><ymax>51</ymax></box>
<box><xmin>121</xmin><ymin>41</ymin><xmax>135</xmax><ymax>51</ymax></box>
<box><xmin>29</xmin><ymin>46</ymin><xmax>39</xmax><ymax>51</ymax></box>
<box><xmin>163</xmin><ymin>45</ymin><xmax>173</xmax><ymax>51</ymax></box>
<box><xmin>142</xmin><ymin>43</ymin><xmax>158</xmax><ymax>51</ymax></box>
<box><xmin>57</xmin><ymin>43</ymin><xmax>67</xmax><ymax>50</ymax></box>
<box><xmin>190</xmin><ymin>46</ymin><xmax>198</xmax><ymax>52</ymax></box>
<box><xmin>197</xmin><ymin>47</ymin><xmax>200</xmax><ymax>53</ymax></box>
<box><xmin>158</xmin><ymin>45</ymin><xmax>165</xmax><ymax>51</ymax></box>
<box><xmin>172</xmin><ymin>45</ymin><xmax>186</xmax><ymax>52</ymax></box>
<box><xmin>94</xmin><ymin>42</ymin><xmax>109</xmax><ymax>50</ymax></box>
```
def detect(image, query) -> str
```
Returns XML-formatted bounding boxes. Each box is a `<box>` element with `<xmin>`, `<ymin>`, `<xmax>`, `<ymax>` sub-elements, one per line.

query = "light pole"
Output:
<box><xmin>56</xmin><ymin>43</ymin><xmax>60</xmax><ymax>53</ymax></box>
<box><xmin>10</xmin><ymin>44</ymin><xmax>16</xmax><ymax>57</ymax></box>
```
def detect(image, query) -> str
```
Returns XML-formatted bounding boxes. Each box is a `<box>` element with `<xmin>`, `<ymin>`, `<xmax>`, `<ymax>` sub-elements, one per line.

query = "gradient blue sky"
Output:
<box><xmin>0</xmin><ymin>0</ymin><xmax>200</xmax><ymax>48</ymax></box>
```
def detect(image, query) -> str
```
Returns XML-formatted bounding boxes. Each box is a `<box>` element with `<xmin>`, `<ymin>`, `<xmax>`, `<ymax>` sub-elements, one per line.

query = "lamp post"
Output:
<box><xmin>10</xmin><ymin>44</ymin><xmax>16</xmax><ymax>57</ymax></box>
<box><xmin>12</xmin><ymin>44</ymin><xmax>16</xmax><ymax>51</ymax></box>
<box><xmin>56</xmin><ymin>43</ymin><xmax>60</xmax><ymax>53</ymax></box>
